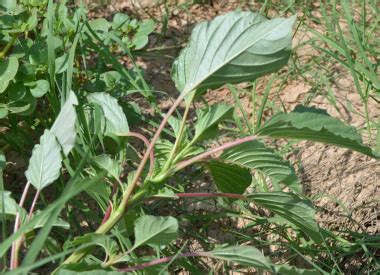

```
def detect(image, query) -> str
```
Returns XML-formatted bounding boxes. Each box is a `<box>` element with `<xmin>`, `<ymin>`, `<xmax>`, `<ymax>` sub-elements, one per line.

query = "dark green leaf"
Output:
<box><xmin>258</xmin><ymin>105</ymin><xmax>379</xmax><ymax>158</ymax></box>
<box><xmin>248</xmin><ymin>192</ymin><xmax>320</xmax><ymax>242</ymax></box>
<box><xmin>208</xmin><ymin>161</ymin><xmax>251</xmax><ymax>194</ymax></box>
<box><xmin>133</xmin><ymin>215</ymin><xmax>178</xmax><ymax>249</ymax></box>
<box><xmin>220</xmin><ymin>140</ymin><xmax>301</xmax><ymax>193</ymax></box>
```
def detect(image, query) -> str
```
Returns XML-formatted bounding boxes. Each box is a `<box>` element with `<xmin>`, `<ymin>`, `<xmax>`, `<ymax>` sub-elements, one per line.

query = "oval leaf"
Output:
<box><xmin>25</xmin><ymin>129</ymin><xmax>62</xmax><ymax>191</ymax></box>
<box><xmin>51</xmin><ymin>91</ymin><xmax>78</xmax><ymax>156</ymax></box>
<box><xmin>30</xmin><ymin>79</ymin><xmax>50</xmax><ymax>98</ymax></box>
<box><xmin>133</xmin><ymin>215</ymin><xmax>178</xmax><ymax>249</ymax></box>
<box><xmin>172</xmin><ymin>12</ymin><xmax>295</xmax><ymax>94</ymax></box>
<box><xmin>87</xmin><ymin>92</ymin><xmax>129</xmax><ymax>136</ymax></box>
<box><xmin>0</xmin><ymin>56</ymin><xmax>18</xmax><ymax>92</ymax></box>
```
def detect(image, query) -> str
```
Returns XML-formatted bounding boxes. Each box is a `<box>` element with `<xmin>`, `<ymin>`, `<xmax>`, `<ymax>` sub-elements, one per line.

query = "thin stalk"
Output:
<box><xmin>0</xmin><ymin>34</ymin><xmax>18</xmax><ymax>60</ymax></box>
<box><xmin>60</xmin><ymin>93</ymin><xmax>187</xmax><ymax>267</ymax></box>
<box><xmin>119</xmin><ymin>252</ymin><xmax>209</xmax><ymax>272</ymax></box>
<box><xmin>174</xmin><ymin>135</ymin><xmax>258</xmax><ymax>172</ymax></box>
<box><xmin>28</xmin><ymin>190</ymin><xmax>40</xmax><ymax>219</ymax></box>
<box><xmin>256</xmin><ymin>74</ymin><xmax>275</xmax><ymax>129</ymax></box>
<box><xmin>164</xmin><ymin>93</ymin><xmax>194</xmax><ymax>170</ymax></box>
<box><xmin>10</xmin><ymin>182</ymin><xmax>31</xmax><ymax>269</ymax></box>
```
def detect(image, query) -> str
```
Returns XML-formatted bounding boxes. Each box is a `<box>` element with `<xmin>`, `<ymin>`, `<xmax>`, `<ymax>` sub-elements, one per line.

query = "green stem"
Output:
<box><xmin>0</xmin><ymin>34</ymin><xmax>18</xmax><ymax>60</ymax></box>
<box><xmin>58</xmin><ymin>93</ymin><xmax>187</xmax><ymax>269</ymax></box>
<box><xmin>163</xmin><ymin>92</ymin><xmax>195</xmax><ymax>170</ymax></box>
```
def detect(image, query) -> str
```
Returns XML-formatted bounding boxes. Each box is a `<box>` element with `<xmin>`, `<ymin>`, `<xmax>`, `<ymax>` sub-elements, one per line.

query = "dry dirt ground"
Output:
<box><xmin>102</xmin><ymin>1</ymin><xmax>379</xmax><ymax>237</ymax></box>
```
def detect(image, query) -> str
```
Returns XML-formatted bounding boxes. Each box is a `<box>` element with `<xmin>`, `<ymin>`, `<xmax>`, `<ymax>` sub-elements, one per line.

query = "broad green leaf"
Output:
<box><xmin>67</xmin><ymin>233</ymin><xmax>117</xmax><ymax>259</ymax></box>
<box><xmin>0</xmin><ymin>191</ymin><xmax>27</xmax><ymax>221</ymax></box>
<box><xmin>30</xmin><ymin>79</ymin><xmax>50</xmax><ymax>98</ymax></box>
<box><xmin>210</xmin><ymin>246</ymin><xmax>271</xmax><ymax>270</ymax></box>
<box><xmin>51</xmin><ymin>91</ymin><xmax>78</xmax><ymax>156</ymax></box>
<box><xmin>220</xmin><ymin>140</ymin><xmax>301</xmax><ymax>193</ymax></box>
<box><xmin>274</xmin><ymin>264</ymin><xmax>320</xmax><ymax>274</ymax></box>
<box><xmin>248</xmin><ymin>192</ymin><xmax>320</xmax><ymax>242</ymax></box>
<box><xmin>0</xmin><ymin>104</ymin><xmax>8</xmax><ymax>118</ymax></box>
<box><xmin>258</xmin><ymin>105</ymin><xmax>379</xmax><ymax>158</ymax></box>
<box><xmin>25</xmin><ymin>130</ymin><xmax>62</xmax><ymax>191</ymax></box>
<box><xmin>193</xmin><ymin>104</ymin><xmax>233</xmax><ymax>143</ymax></box>
<box><xmin>172</xmin><ymin>12</ymin><xmax>295</xmax><ymax>95</ymax></box>
<box><xmin>0</xmin><ymin>57</ymin><xmax>18</xmax><ymax>92</ymax></box>
<box><xmin>91</xmin><ymin>154</ymin><xmax>121</xmax><ymax>179</ymax></box>
<box><xmin>133</xmin><ymin>215</ymin><xmax>178</xmax><ymax>249</ymax></box>
<box><xmin>208</xmin><ymin>161</ymin><xmax>251</xmax><ymax>194</ymax></box>
<box><xmin>87</xmin><ymin>92</ymin><xmax>129</xmax><ymax>136</ymax></box>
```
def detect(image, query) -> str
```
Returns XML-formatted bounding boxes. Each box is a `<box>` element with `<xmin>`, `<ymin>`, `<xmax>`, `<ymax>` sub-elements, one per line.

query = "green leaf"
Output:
<box><xmin>172</xmin><ymin>11</ymin><xmax>295</xmax><ymax>94</ymax></box>
<box><xmin>258</xmin><ymin>105</ymin><xmax>379</xmax><ymax>158</ymax></box>
<box><xmin>0</xmin><ymin>57</ymin><xmax>18</xmax><ymax>92</ymax></box>
<box><xmin>51</xmin><ymin>91</ymin><xmax>78</xmax><ymax>156</ymax></box>
<box><xmin>133</xmin><ymin>215</ymin><xmax>178</xmax><ymax>249</ymax></box>
<box><xmin>210</xmin><ymin>246</ymin><xmax>272</xmax><ymax>270</ymax></box>
<box><xmin>208</xmin><ymin>161</ymin><xmax>251</xmax><ymax>194</ymax></box>
<box><xmin>87</xmin><ymin>92</ymin><xmax>129</xmax><ymax>136</ymax></box>
<box><xmin>247</xmin><ymin>192</ymin><xmax>320</xmax><ymax>242</ymax></box>
<box><xmin>25</xmin><ymin>130</ymin><xmax>62</xmax><ymax>191</ymax></box>
<box><xmin>274</xmin><ymin>264</ymin><xmax>320</xmax><ymax>275</ymax></box>
<box><xmin>91</xmin><ymin>154</ymin><xmax>121</xmax><ymax>179</ymax></box>
<box><xmin>30</xmin><ymin>79</ymin><xmax>50</xmax><ymax>98</ymax></box>
<box><xmin>193</xmin><ymin>104</ymin><xmax>233</xmax><ymax>143</ymax></box>
<box><xmin>0</xmin><ymin>104</ymin><xmax>8</xmax><ymax>118</ymax></box>
<box><xmin>0</xmin><ymin>191</ymin><xmax>26</xmax><ymax>221</ymax></box>
<box><xmin>220</xmin><ymin>140</ymin><xmax>301</xmax><ymax>193</ymax></box>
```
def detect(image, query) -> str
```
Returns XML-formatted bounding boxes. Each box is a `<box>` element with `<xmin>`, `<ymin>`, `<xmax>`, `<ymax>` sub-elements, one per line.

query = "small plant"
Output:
<box><xmin>1</xmin><ymin>1</ymin><xmax>379</xmax><ymax>274</ymax></box>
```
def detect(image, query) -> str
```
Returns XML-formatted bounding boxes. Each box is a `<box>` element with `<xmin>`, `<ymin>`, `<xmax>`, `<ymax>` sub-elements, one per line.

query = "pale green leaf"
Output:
<box><xmin>30</xmin><ymin>79</ymin><xmax>50</xmax><ymax>98</ymax></box>
<box><xmin>0</xmin><ymin>191</ymin><xmax>27</xmax><ymax>221</ymax></box>
<box><xmin>258</xmin><ymin>105</ymin><xmax>379</xmax><ymax>158</ymax></box>
<box><xmin>274</xmin><ymin>264</ymin><xmax>320</xmax><ymax>274</ymax></box>
<box><xmin>220</xmin><ymin>140</ymin><xmax>301</xmax><ymax>193</ymax></box>
<box><xmin>210</xmin><ymin>246</ymin><xmax>272</xmax><ymax>270</ymax></box>
<box><xmin>25</xmin><ymin>130</ymin><xmax>62</xmax><ymax>191</ymax></box>
<box><xmin>193</xmin><ymin>104</ymin><xmax>233</xmax><ymax>143</ymax></box>
<box><xmin>91</xmin><ymin>154</ymin><xmax>121</xmax><ymax>179</ymax></box>
<box><xmin>87</xmin><ymin>92</ymin><xmax>129</xmax><ymax>136</ymax></box>
<box><xmin>133</xmin><ymin>215</ymin><xmax>178</xmax><ymax>249</ymax></box>
<box><xmin>51</xmin><ymin>91</ymin><xmax>78</xmax><ymax>156</ymax></box>
<box><xmin>248</xmin><ymin>192</ymin><xmax>320</xmax><ymax>242</ymax></box>
<box><xmin>0</xmin><ymin>57</ymin><xmax>18</xmax><ymax>92</ymax></box>
<box><xmin>172</xmin><ymin>12</ymin><xmax>295</xmax><ymax>94</ymax></box>
<box><xmin>208</xmin><ymin>161</ymin><xmax>251</xmax><ymax>194</ymax></box>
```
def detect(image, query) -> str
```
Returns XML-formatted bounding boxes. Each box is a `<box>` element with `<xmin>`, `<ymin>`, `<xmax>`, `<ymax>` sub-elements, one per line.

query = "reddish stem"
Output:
<box><xmin>10</xmin><ymin>181</ymin><xmax>31</xmax><ymax>269</ymax></box>
<box><xmin>101</xmin><ymin>181</ymin><xmax>118</xmax><ymax>225</ymax></box>
<box><xmin>118</xmin><ymin>251</ymin><xmax>209</xmax><ymax>272</ymax></box>
<box><xmin>28</xmin><ymin>189</ymin><xmax>40</xmax><ymax>220</ymax></box>
<box><xmin>174</xmin><ymin>135</ymin><xmax>258</xmax><ymax>172</ymax></box>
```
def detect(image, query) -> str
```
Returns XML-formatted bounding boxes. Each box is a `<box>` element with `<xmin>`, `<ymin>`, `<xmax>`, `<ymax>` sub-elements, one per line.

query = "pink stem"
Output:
<box><xmin>10</xmin><ymin>181</ymin><xmax>31</xmax><ymax>269</ymax></box>
<box><xmin>118</xmin><ymin>251</ymin><xmax>209</xmax><ymax>272</ymax></box>
<box><xmin>174</xmin><ymin>135</ymin><xmax>258</xmax><ymax>172</ymax></box>
<box><xmin>126</xmin><ymin>131</ymin><xmax>155</xmax><ymax>177</ymax></box>
<box><xmin>28</xmin><ymin>189</ymin><xmax>40</xmax><ymax>220</ymax></box>
<box><xmin>101</xmin><ymin>181</ymin><xmax>118</xmax><ymax>225</ymax></box>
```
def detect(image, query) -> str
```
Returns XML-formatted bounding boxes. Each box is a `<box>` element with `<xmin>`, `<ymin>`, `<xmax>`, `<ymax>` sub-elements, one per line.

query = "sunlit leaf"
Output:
<box><xmin>87</xmin><ymin>92</ymin><xmax>129</xmax><ymax>136</ymax></box>
<box><xmin>172</xmin><ymin>12</ymin><xmax>295</xmax><ymax>95</ymax></box>
<box><xmin>258</xmin><ymin>105</ymin><xmax>379</xmax><ymax>158</ymax></box>
<box><xmin>51</xmin><ymin>91</ymin><xmax>78</xmax><ymax>156</ymax></box>
<box><xmin>25</xmin><ymin>130</ymin><xmax>62</xmax><ymax>191</ymax></box>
